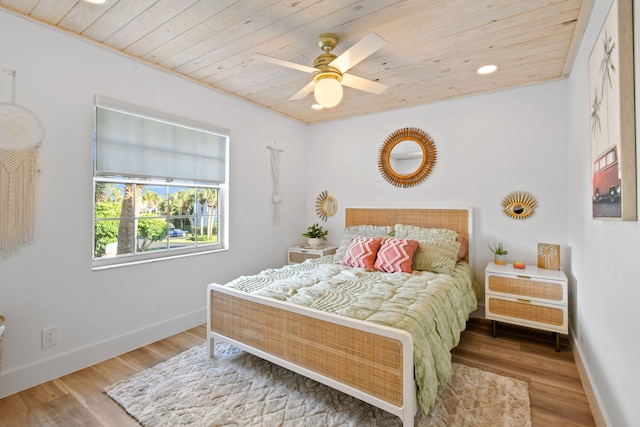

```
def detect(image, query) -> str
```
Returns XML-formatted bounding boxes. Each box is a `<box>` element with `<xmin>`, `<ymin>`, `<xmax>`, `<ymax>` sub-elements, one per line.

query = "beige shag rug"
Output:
<box><xmin>105</xmin><ymin>343</ymin><xmax>531</xmax><ymax>427</ymax></box>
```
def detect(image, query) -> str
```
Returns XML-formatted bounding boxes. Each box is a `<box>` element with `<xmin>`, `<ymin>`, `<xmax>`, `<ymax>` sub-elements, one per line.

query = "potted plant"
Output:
<box><xmin>303</xmin><ymin>223</ymin><xmax>328</xmax><ymax>247</ymax></box>
<box><xmin>488</xmin><ymin>242</ymin><xmax>508</xmax><ymax>265</ymax></box>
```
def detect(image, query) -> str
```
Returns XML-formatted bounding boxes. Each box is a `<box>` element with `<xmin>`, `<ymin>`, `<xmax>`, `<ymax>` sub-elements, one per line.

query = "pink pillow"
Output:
<box><xmin>374</xmin><ymin>238</ymin><xmax>419</xmax><ymax>273</ymax></box>
<box><xmin>341</xmin><ymin>237</ymin><xmax>383</xmax><ymax>270</ymax></box>
<box><xmin>456</xmin><ymin>235</ymin><xmax>468</xmax><ymax>262</ymax></box>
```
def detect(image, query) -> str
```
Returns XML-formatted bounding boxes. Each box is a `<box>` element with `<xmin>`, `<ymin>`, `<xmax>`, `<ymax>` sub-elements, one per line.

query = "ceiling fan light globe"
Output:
<box><xmin>314</xmin><ymin>77</ymin><xmax>343</xmax><ymax>108</ymax></box>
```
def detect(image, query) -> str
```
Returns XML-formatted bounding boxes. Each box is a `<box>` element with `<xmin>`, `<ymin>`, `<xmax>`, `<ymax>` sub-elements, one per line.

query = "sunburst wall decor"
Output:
<box><xmin>502</xmin><ymin>191</ymin><xmax>536</xmax><ymax>219</ymax></box>
<box><xmin>378</xmin><ymin>127</ymin><xmax>436</xmax><ymax>188</ymax></box>
<box><xmin>315</xmin><ymin>191</ymin><xmax>337</xmax><ymax>222</ymax></box>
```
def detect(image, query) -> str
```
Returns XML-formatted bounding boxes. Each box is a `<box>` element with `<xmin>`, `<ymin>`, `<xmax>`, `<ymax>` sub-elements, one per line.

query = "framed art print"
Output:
<box><xmin>589</xmin><ymin>0</ymin><xmax>637</xmax><ymax>220</ymax></box>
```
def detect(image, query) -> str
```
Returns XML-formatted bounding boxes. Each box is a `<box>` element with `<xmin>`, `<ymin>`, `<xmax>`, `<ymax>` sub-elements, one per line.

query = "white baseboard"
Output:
<box><xmin>0</xmin><ymin>308</ymin><xmax>205</xmax><ymax>399</ymax></box>
<box><xmin>569</xmin><ymin>327</ymin><xmax>609</xmax><ymax>427</ymax></box>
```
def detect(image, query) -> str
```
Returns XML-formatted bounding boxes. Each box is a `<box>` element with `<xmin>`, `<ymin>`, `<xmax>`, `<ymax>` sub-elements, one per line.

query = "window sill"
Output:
<box><xmin>92</xmin><ymin>246</ymin><xmax>228</xmax><ymax>271</ymax></box>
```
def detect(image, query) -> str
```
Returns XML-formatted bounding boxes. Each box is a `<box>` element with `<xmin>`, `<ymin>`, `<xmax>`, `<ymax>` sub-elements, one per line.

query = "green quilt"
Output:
<box><xmin>225</xmin><ymin>257</ymin><xmax>478</xmax><ymax>414</ymax></box>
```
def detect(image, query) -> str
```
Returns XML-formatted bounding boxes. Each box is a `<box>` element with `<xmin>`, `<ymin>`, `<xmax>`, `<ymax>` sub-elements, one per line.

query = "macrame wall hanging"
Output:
<box><xmin>0</xmin><ymin>70</ymin><xmax>44</xmax><ymax>258</ymax></box>
<box><xmin>267</xmin><ymin>141</ymin><xmax>283</xmax><ymax>224</ymax></box>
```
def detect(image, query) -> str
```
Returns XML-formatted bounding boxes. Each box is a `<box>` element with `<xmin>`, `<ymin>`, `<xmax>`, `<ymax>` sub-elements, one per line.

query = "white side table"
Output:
<box><xmin>287</xmin><ymin>244</ymin><xmax>337</xmax><ymax>264</ymax></box>
<box><xmin>485</xmin><ymin>262</ymin><xmax>568</xmax><ymax>351</ymax></box>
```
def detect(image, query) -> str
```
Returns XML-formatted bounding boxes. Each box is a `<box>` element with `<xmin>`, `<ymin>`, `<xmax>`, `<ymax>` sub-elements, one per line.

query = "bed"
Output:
<box><xmin>207</xmin><ymin>207</ymin><xmax>477</xmax><ymax>426</ymax></box>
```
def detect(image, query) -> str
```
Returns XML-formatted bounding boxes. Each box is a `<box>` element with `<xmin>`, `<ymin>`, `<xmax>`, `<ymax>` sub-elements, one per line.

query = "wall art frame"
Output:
<box><xmin>589</xmin><ymin>0</ymin><xmax>636</xmax><ymax>221</ymax></box>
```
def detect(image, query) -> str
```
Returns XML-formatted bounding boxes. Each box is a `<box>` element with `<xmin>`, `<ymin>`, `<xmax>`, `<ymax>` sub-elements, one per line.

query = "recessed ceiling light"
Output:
<box><xmin>311</xmin><ymin>104</ymin><xmax>324</xmax><ymax>110</ymax></box>
<box><xmin>83</xmin><ymin>0</ymin><xmax>106</xmax><ymax>4</ymax></box>
<box><xmin>477</xmin><ymin>64</ymin><xmax>498</xmax><ymax>75</ymax></box>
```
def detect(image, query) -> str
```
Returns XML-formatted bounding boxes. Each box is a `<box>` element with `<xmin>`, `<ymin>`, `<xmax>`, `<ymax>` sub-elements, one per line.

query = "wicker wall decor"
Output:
<box><xmin>502</xmin><ymin>191</ymin><xmax>536</xmax><ymax>219</ymax></box>
<box><xmin>378</xmin><ymin>127</ymin><xmax>437</xmax><ymax>188</ymax></box>
<box><xmin>315</xmin><ymin>190</ymin><xmax>337</xmax><ymax>221</ymax></box>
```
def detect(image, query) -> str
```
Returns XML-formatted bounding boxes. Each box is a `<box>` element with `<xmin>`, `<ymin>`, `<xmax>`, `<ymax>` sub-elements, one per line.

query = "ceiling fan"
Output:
<box><xmin>253</xmin><ymin>32</ymin><xmax>388</xmax><ymax>108</ymax></box>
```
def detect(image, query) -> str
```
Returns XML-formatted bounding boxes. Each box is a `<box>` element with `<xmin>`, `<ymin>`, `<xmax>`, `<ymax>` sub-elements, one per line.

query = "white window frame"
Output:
<box><xmin>92</xmin><ymin>96</ymin><xmax>229</xmax><ymax>270</ymax></box>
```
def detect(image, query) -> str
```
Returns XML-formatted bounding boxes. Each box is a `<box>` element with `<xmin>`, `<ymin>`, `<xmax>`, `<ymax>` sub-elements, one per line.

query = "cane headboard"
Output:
<box><xmin>344</xmin><ymin>207</ymin><xmax>472</xmax><ymax>264</ymax></box>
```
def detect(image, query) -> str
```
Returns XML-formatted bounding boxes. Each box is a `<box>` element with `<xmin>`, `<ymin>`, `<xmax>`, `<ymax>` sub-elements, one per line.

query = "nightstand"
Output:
<box><xmin>287</xmin><ymin>244</ymin><xmax>337</xmax><ymax>264</ymax></box>
<box><xmin>485</xmin><ymin>262</ymin><xmax>568</xmax><ymax>351</ymax></box>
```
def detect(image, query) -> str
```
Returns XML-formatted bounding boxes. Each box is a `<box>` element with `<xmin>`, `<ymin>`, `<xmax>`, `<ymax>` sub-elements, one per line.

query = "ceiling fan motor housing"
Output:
<box><xmin>313</xmin><ymin>52</ymin><xmax>337</xmax><ymax>67</ymax></box>
<box><xmin>314</xmin><ymin>34</ymin><xmax>341</xmax><ymax>81</ymax></box>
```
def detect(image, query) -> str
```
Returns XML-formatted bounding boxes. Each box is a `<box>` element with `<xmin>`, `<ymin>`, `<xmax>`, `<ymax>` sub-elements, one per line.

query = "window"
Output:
<box><xmin>93</xmin><ymin>96</ymin><xmax>229</xmax><ymax>269</ymax></box>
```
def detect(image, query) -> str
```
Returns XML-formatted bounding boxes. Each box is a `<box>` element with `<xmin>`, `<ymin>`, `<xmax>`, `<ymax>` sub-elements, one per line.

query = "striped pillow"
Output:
<box><xmin>412</xmin><ymin>238</ymin><xmax>461</xmax><ymax>274</ymax></box>
<box><xmin>374</xmin><ymin>238</ymin><xmax>419</xmax><ymax>273</ymax></box>
<box><xmin>341</xmin><ymin>237</ymin><xmax>383</xmax><ymax>270</ymax></box>
<box><xmin>393</xmin><ymin>224</ymin><xmax>460</xmax><ymax>274</ymax></box>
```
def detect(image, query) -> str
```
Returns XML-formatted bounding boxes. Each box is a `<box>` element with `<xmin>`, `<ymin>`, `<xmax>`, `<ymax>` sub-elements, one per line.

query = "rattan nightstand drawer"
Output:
<box><xmin>487</xmin><ymin>297</ymin><xmax>567</xmax><ymax>331</ymax></box>
<box><xmin>487</xmin><ymin>275</ymin><xmax>564</xmax><ymax>303</ymax></box>
<box><xmin>289</xmin><ymin>251</ymin><xmax>321</xmax><ymax>263</ymax></box>
<box><xmin>287</xmin><ymin>245</ymin><xmax>337</xmax><ymax>264</ymax></box>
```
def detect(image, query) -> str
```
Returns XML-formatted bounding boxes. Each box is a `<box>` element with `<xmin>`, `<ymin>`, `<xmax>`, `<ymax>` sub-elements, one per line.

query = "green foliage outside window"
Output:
<box><xmin>137</xmin><ymin>216</ymin><xmax>169</xmax><ymax>252</ymax></box>
<box><xmin>94</xmin><ymin>202</ymin><xmax>121</xmax><ymax>257</ymax></box>
<box><xmin>94</xmin><ymin>182</ymin><xmax>220</xmax><ymax>259</ymax></box>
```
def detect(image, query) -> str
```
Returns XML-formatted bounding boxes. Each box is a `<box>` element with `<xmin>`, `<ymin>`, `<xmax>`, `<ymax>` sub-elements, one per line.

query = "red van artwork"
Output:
<box><xmin>592</xmin><ymin>145</ymin><xmax>620</xmax><ymax>203</ymax></box>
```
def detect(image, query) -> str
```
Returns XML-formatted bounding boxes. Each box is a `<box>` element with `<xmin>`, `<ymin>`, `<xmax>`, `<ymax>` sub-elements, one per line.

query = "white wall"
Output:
<box><xmin>566</xmin><ymin>0</ymin><xmax>640</xmax><ymax>425</ymax></box>
<box><xmin>0</xmin><ymin>10</ymin><xmax>309</xmax><ymax>398</ymax></box>
<box><xmin>306</xmin><ymin>82</ymin><xmax>570</xmax><ymax>285</ymax></box>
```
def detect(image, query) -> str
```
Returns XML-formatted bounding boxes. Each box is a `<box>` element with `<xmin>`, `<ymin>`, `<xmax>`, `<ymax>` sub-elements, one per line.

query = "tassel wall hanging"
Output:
<box><xmin>0</xmin><ymin>70</ymin><xmax>44</xmax><ymax>257</ymax></box>
<box><xmin>267</xmin><ymin>141</ymin><xmax>283</xmax><ymax>224</ymax></box>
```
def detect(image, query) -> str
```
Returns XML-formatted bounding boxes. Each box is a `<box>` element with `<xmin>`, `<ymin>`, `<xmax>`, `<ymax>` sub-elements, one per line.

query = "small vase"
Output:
<box><xmin>494</xmin><ymin>254</ymin><xmax>507</xmax><ymax>265</ymax></box>
<box><xmin>308</xmin><ymin>238</ymin><xmax>323</xmax><ymax>247</ymax></box>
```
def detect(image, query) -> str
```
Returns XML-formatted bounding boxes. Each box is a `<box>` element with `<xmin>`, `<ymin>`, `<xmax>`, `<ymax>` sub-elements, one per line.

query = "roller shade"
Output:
<box><xmin>95</xmin><ymin>96</ymin><xmax>228</xmax><ymax>183</ymax></box>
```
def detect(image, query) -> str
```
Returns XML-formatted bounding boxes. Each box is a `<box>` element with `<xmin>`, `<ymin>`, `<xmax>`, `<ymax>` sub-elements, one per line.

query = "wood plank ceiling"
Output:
<box><xmin>0</xmin><ymin>0</ymin><xmax>593</xmax><ymax>125</ymax></box>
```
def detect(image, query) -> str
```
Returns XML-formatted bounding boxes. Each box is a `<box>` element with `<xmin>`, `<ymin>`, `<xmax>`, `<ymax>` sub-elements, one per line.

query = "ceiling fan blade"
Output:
<box><xmin>340</xmin><ymin>73</ymin><xmax>388</xmax><ymax>95</ymax></box>
<box><xmin>329</xmin><ymin>32</ymin><xmax>387</xmax><ymax>73</ymax></box>
<box><xmin>289</xmin><ymin>80</ymin><xmax>316</xmax><ymax>101</ymax></box>
<box><xmin>252</xmin><ymin>53</ymin><xmax>317</xmax><ymax>74</ymax></box>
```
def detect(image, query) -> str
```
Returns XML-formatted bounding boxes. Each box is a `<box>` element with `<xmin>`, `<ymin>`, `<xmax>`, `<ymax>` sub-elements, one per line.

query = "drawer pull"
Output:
<box><xmin>516</xmin><ymin>275</ymin><xmax>531</xmax><ymax>279</ymax></box>
<box><xmin>517</xmin><ymin>298</ymin><xmax>531</xmax><ymax>304</ymax></box>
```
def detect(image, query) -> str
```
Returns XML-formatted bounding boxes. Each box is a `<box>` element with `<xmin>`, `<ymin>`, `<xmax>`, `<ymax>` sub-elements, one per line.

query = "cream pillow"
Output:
<box><xmin>412</xmin><ymin>238</ymin><xmax>461</xmax><ymax>274</ymax></box>
<box><xmin>394</xmin><ymin>224</ymin><xmax>460</xmax><ymax>274</ymax></box>
<box><xmin>393</xmin><ymin>224</ymin><xmax>458</xmax><ymax>241</ymax></box>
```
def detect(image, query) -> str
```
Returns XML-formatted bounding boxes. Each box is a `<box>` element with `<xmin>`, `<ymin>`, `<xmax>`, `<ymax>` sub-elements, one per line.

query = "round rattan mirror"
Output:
<box><xmin>378</xmin><ymin>127</ymin><xmax>437</xmax><ymax>188</ymax></box>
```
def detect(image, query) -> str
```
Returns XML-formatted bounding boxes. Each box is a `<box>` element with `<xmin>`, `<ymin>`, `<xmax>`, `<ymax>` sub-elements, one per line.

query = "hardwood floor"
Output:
<box><xmin>451</xmin><ymin>319</ymin><xmax>596</xmax><ymax>427</ymax></box>
<box><xmin>0</xmin><ymin>319</ymin><xmax>595</xmax><ymax>426</ymax></box>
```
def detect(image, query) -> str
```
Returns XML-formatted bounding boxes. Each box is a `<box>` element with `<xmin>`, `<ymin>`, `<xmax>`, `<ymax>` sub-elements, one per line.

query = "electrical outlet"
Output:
<box><xmin>42</xmin><ymin>326</ymin><xmax>58</xmax><ymax>348</ymax></box>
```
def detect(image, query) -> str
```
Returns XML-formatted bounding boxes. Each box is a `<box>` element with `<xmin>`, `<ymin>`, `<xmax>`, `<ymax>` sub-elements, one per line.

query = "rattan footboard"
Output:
<box><xmin>207</xmin><ymin>284</ymin><xmax>417</xmax><ymax>426</ymax></box>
